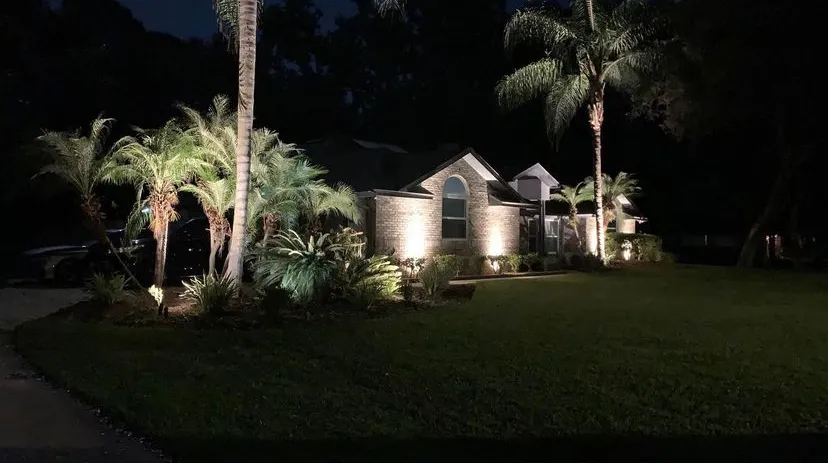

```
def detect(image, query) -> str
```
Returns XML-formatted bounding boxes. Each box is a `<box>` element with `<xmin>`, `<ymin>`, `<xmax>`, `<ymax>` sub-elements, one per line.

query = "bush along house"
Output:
<box><xmin>301</xmin><ymin>137</ymin><xmax>646</xmax><ymax>268</ymax></box>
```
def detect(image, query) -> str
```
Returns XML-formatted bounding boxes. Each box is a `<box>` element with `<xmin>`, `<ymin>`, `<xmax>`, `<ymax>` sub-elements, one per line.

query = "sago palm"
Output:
<box><xmin>36</xmin><ymin>117</ymin><xmax>142</xmax><ymax>286</ymax></box>
<box><xmin>213</xmin><ymin>0</ymin><xmax>264</xmax><ymax>283</ymax></box>
<box><xmin>496</xmin><ymin>0</ymin><xmax>659</xmax><ymax>262</ymax></box>
<box><xmin>103</xmin><ymin>120</ymin><xmax>210</xmax><ymax>287</ymax></box>
<box><xmin>549</xmin><ymin>181</ymin><xmax>592</xmax><ymax>252</ymax></box>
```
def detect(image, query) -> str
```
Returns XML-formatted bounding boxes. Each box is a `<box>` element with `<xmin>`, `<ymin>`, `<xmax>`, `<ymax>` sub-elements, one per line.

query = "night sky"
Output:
<box><xmin>116</xmin><ymin>0</ymin><xmax>525</xmax><ymax>38</ymax></box>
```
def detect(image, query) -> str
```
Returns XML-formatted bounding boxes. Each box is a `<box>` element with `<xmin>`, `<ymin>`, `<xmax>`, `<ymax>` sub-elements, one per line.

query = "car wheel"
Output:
<box><xmin>54</xmin><ymin>258</ymin><xmax>84</xmax><ymax>287</ymax></box>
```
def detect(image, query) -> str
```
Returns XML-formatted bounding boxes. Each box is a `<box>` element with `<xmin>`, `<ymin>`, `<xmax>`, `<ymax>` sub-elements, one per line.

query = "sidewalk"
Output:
<box><xmin>0</xmin><ymin>288</ymin><xmax>162</xmax><ymax>462</ymax></box>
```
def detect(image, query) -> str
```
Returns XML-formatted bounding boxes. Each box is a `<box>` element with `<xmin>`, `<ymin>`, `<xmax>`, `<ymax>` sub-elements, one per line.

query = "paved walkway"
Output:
<box><xmin>0</xmin><ymin>288</ymin><xmax>163</xmax><ymax>462</ymax></box>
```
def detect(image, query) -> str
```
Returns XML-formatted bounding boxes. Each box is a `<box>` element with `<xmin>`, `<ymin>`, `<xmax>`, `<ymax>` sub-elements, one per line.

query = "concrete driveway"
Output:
<box><xmin>0</xmin><ymin>287</ymin><xmax>163</xmax><ymax>461</ymax></box>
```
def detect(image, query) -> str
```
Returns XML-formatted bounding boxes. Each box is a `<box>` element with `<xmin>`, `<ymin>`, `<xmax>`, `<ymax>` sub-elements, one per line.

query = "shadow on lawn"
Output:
<box><xmin>163</xmin><ymin>433</ymin><xmax>828</xmax><ymax>462</ymax></box>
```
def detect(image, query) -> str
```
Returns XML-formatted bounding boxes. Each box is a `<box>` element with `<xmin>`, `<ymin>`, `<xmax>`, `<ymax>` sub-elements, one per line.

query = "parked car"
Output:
<box><xmin>9</xmin><ymin>217</ymin><xmax>219</xmax><ymax>287</ymax></box>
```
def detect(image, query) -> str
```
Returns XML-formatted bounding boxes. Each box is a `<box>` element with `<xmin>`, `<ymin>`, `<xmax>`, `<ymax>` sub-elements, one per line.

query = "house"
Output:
<box><xmin>301</xmin><ymin>137</ymin><xmax>536</xmax><ymax>258</ymax></box>
<box><xmin>301</xmin><ymin>137</ymin><xmax>645</xmax><ymax>260</ymax></box>
<box><xmin>509</xmin><ymin>163</ymin><xmax>646</xmax><ymax>256</ymax></box>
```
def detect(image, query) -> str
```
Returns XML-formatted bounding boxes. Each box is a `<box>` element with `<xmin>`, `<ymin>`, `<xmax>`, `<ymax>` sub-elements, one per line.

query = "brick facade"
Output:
<box><xmin>369</xmin><ymin>156</ymin><xmax>521</xmax><ymax>258</ymax></box>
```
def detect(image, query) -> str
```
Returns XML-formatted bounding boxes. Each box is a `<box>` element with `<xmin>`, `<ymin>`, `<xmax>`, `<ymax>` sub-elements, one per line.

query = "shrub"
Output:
<box><xmin>504</xmin><ymin>254</ymin><xmax>521</xmax><ymax>273</ymax></box>
<box><xmin>247</xmin><ymin>230</ymin><xmax>342</xmax><ymax>305</ymax></box>
<box><xmin>433</xmin><ymin>255</ymin><xmax>460</xmax><ymax>276</ymax></box>
<box><xmin>543</xmin><ymin>255</ymin><xmax>562</xmax><ymax>271</ymax></box>
<box><xmin>182</xmin><ymin>274</ymin><xmax>238</xmax><ymax>315</ymax></box>
<box><xmin>399</xmin><ymin>257</ymin><xmax>426</xmax><ymax>277</ymax></box>
<box><xmin>520</xmin><ymin>253</ymin><xmax>544</xmax><ymax>271</ymax></box>
<box><xmin>84</xmin><ymin>273</ymin><xmax>130</xmax><ymax>306</ymax></box>
<box><xmin>419</xmin><ymin>257</ymin><xmax>459</xmax><ymax>297</ymax></box>
<box><xmin>335</xmin><ymin>255</ymin><xmax>402</xmax><ymax>309</ymax></box>
<box><xmin>457</xmin><ymin>255</ymin><xmax>487</xmax><ymax>276</ymax></box>
<box><xmin>609</xmin><ymin>233</ymin><xmax>666</xmax><ymax>262</ymax></box>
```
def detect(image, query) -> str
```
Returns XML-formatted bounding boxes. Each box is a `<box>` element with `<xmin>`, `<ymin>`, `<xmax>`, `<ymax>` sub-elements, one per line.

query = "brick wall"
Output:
<box><xmin>373</xmin><ymin>156</ymin><xmax>520</xmax><ymax>258</ymax></box>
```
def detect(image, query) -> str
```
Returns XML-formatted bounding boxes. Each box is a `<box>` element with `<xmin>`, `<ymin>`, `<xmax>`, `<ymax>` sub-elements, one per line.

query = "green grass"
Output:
<box><xmin>15</xmin><ymin>266</ymin><xmax>828</xmax><ymax>461</ymax></box>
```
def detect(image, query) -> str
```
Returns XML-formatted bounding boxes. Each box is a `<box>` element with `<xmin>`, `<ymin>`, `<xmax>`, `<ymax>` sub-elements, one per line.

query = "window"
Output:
<box><xmin>544</xmin><ymin>218</ymin><xmax>560</xmax><ymax>238</ymax></box>
<box><xmin>607</xmin><ymin>219</ymin><xmax>617</xmax><ymax>232</ymax></box>
<box><xmin>442</xmin><ymin>176</ymin><xmax>467</xmax><ymax>239</ymax></box>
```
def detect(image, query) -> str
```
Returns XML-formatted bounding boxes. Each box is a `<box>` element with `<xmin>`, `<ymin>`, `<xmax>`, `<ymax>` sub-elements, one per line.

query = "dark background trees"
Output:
<box><xmin>1</xmin><ymin>0</ymin><xmax>823</xmax><ymax>263</ymax></box>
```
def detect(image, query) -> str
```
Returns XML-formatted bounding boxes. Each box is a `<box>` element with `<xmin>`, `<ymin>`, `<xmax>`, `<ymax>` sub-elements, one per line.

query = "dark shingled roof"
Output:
<box><xmin>299</xmin><ymin>137</ymin><xmax>528</xmax><ymax>205</ymax></box>
<box><xmin>299</xmin><ymin>137</ymin><xmax>462</xmax><ymax>192</ymax></box>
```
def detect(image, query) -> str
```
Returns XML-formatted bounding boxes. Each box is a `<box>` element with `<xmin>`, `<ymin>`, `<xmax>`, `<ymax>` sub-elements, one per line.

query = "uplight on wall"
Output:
<box><xmin>487</xmin><ymin>227</ymin><xmax>504</xmax><ymax>256</ymax></box>
<box><xmin>404</xmin><ymin>215</ymin><xmax>426</xmax><ymax>259</ymax></box>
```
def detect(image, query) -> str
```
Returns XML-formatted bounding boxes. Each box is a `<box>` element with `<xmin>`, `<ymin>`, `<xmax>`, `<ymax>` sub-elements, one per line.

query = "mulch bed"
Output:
<box><xmin>47</xmin><ymin>282</ymin><xmax>477</xmax><ymax>330</ymax></box>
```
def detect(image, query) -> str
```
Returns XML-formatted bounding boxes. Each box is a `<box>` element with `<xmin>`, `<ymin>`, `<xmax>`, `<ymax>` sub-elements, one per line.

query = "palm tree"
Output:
<box><xmin>496</xmin><ymin>0</ymin><xmax>659</xmax><ymax>262</ymax></box>
<box><xmin>179</xmin><ymin>96</ymin><xmax>237</xmax><ymax>275</ymax></box>
<box><xmin>213</xmin><ymin>0</ymin><xmax>264</xmax><ymax>284</ymax></box>
<box><xmin>103</xmin><ymin>120</ymin><xmax>210</xmax><ymax>287</ymax></box>
<box><xmin>549</xmin><ymin>181</ymin><xmax>592</xmax><ymax>252</ymax></box>
<box><xmin>180</xmin><ymin>172</ymin><xmax>234</xmax><ymax>276</ymax></box>
<box><xmin>585</xmin><ymin>172</ymin><xmax>641</xmax><ymax>233</ymax></box>
<box><xmin>36</xmin><ymin>117</ymin><xmax>141</xmax><ymax>285</ymax></box>
<box><xmin>304</xmin><ymin>182</ymin><xmax>362</xmax><ymax>235</ymax></box>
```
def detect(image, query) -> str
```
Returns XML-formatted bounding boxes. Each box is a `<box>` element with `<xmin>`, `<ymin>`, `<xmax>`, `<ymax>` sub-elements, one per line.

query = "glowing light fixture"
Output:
<box><xmin>487</xmin><ymin>227</ymin><xmax>504</xmax><ymax>256</ymax></box>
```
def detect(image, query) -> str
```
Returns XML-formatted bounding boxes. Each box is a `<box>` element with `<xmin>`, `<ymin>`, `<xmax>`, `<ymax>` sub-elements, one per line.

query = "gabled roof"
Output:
<box><xmin>300</xmin><ymin>137</ymin><xmax>530</xmax><ymax>205</ymax></box>
<box><xmin>511</xmin><ymin>163</ymin><xmax>560</xmax><ymax>188</ymax></box>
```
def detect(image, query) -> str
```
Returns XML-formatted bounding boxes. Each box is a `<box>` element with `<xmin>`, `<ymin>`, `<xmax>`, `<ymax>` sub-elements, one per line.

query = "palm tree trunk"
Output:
<box><xmin>588</xmin><ymin>93</ymin><xmax>606</xmax><ymax>262</ymax></box>
<box><xmin>585</xmin><ymin>0</ymin><xmax>596</xmax><ymax>31</ymax></box>
<box><xmin>568</xmin><ymin>207</ymin><xmax>582</xmax><ymax>252</ymax></box>
<box><xmin>81</xmin><ymin>195</ymin><xmax>143</xmax><ymax>288</ymax></box>
<box><xmin>224</xmin><ymin>0</ymin><xmax>259</xmax><ymax>284</ymax></box>
<box><xmin>208</xmin><ymin>227</ymin><xmax>219</xmax><ymax>276</ymax></box>
<box><xmin>154</xmin><ymin>220</ymin><xmax>169</xmax><ymax>287</ymax></box>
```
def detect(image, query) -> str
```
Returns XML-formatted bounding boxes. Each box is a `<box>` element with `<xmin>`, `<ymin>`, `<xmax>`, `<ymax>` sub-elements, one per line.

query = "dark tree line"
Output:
<box><xmin>2</xmin><ymin>0</ymin><xmax>824</xmax><ymax>265</ymax></box>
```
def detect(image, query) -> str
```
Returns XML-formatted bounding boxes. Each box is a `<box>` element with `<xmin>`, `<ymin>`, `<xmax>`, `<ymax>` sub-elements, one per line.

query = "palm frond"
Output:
<box><xmin>310</xmin><ymin>183</ymin><xmax>362</xmax><ymax>224</ymax></box>
<box><xmin>543</xmin><ymin>73</ymin><xmax>590</xmax><ymax>146</ymax></box>
<box><xmin>213</xmin><ymin>0</ymin><xmax>263</xmax><ymax>48</ymax></box>
<box><xmin>496</xmin><ymin>58</ymin><xmax>564</xmax><ymax>112</ymax></box>
<box><xmin>503</xmin><ymin>8</ymin><xmax>576</xmax><ymax>55</ymax></box>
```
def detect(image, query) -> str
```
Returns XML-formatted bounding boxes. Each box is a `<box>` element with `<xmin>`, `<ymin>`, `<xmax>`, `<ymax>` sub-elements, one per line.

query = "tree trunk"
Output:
<box><xmin>224</xmin><ymin>0</ymin><xmax>259</xmax><ymax>284</ymax></box>
<box><xmin>588</xmin><ymin>92</ymin><xmax>606</xmax><ymax>262</ymax></box>
<box><xmin>153</xmin><ymin>220</ymin><xmax>169</xmax><ymax>287</ymax></box>
<box><xmin>585</xmin><ymin>0</ymin><xmax>596</xmax><ymax>31</ymax></box>
<box><xmin>82</xmin><ymin>195</ymin><xmax>143</xmax><ymax>288</ymax></box>
<box><xmin>568</xmin><ymin>206</ymin><xmax>583</xmax><ymax>253</ymax></box>
<box><xmin>208</xmin><ymin>227</ymin><xmax>219</xmax><ymax>276</ymax></box>
<box><xmin>736</xmin><ymin>150</ymin><xmax>799</xmax><ymax>267</ymax></box>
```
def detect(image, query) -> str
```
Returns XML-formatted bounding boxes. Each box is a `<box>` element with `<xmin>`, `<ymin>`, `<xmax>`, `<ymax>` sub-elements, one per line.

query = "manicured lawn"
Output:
<box><xmin>15</xmin><ymin>266</ymin><xmax>828</xmax><ymax>461</ymax></box>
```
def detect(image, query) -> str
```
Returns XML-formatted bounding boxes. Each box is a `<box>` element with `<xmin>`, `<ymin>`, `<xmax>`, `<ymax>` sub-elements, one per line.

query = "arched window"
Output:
<box><xmin>442</xmin><ymin>176</ymin><xmax>467</xmax><ymax>239</ymax></box>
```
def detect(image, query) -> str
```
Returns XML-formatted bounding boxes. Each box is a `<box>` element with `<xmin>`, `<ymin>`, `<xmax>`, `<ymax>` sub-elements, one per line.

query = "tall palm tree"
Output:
<box><xmin>550</xmin><ymin>181</ymin><xmax>592</xmax><ymax>252</ymax></box>
<box><xmin>213</xmin><ymin>0</ymin><xmax>264</xmax><ymax>283</ymax></box>
<box><xmin>36</xmin><ymin>117</ymin><xmax>141</xmax><ymax>285</ymax></box>
<box><xmin>103</xmin><ymin>121</ymin><xmax>210</xmax><ymax>287</ymax></box>
<box><xmin>496</xmin><ymin>0</ymin><xmax>659</xmax><ymax>262</ymax></box>
<box><xmin>585</xmin><ymin>172</ymin><xmax>641</xmax><ymax>233</ymax></box>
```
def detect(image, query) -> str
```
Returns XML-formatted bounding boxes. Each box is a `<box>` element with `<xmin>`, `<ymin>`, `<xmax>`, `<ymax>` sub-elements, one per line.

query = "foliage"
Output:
<box><xmin>551</xmin><ymin>181</ymin><xmax>591</xmax><ymax>252</ymax></box>
<box><xmin>335</xmin><ymin>255</ymin><xmax>402</xmax><ymax>309</ymax></box>
<box><xmin>505</xmin><ymin>254</ymin><xmax>522</xmax><ymax>273</ymax></box>
<box><xmin>520</xmin><ymin>253</ymin><xmax>544</xmax><ymax>272</ymax></box>
<box><xmin>84</xmin><ymin>273</ymin><xmax>130</xmax><ymax>306</ymax></box>
<box><xmin>456</xmin><ymin>255</ymin><xmax>487</xmax><ymax>276</ymax></box>
<box><xmin>610</xmin><ymin>233</ymin><xmax>667</xmax><ymax>262</ymax></box>
<box><xmin>571</xmin><ymin>253</ymin><xmax>606</xmax><ymax>272</ymax></box>
<box><xmin>148</xmin><ymin>285</ymin><xmax>164</xmax><ymax>307</ymax></box>
<box><xmin>399</xmin><ymin>257</ymin><xmax>426</xmax><ymax>277</ymax></box>
<box><xmin>182</xmin><ymin>274</ymin><xmax>238</xmax><ymax>315</ymax></box>
<box><xmin>419</xmin><ymin>257</ymin><xmax>459</xmax><ymax>297</ymax></box>
<box><xmin>496</xmin><ymin>0</ymin><xmax>662</xmax><ymax>146</ymax></box>
<box><xmin>584</xmin><ymin>172</ymin><xmax>642</xmax><ymax>225</ymax></box>
<box><xmin>248</xmin><ymin>230</ymin><xmax>342</xmax><ymax>305</ymax></box>
<box><xmin>36</xmin><ymin>117</ymin><xmax>114</xmax><ymax>203</ymax></box>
